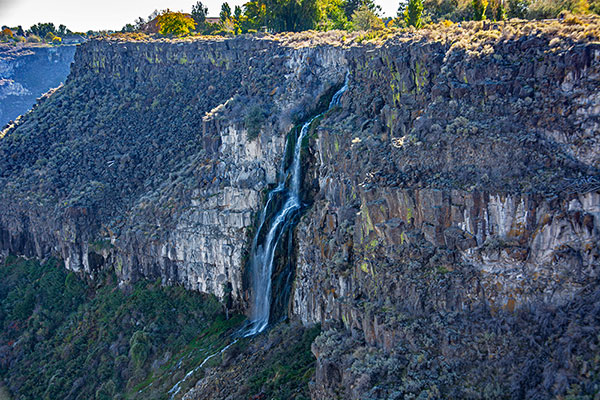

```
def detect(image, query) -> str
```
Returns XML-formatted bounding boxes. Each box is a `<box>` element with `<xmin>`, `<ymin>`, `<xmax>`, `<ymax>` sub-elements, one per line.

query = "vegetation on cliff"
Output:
<box><xmin>0</xmin><ymin>256</ymin><xmax>319</xmax><ymax>400</ymax></box>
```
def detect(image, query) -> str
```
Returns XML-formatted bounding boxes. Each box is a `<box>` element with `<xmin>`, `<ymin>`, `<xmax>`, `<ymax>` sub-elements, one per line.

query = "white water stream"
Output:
<box><xmin>245</xmin><ymin>73</ymin><xmax>350</xmax><ymax>336</ymax></box>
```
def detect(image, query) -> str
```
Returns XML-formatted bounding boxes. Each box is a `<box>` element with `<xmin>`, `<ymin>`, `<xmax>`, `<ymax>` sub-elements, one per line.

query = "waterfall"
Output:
<box><xmin>244</xmin><ymin>73</ymin><xmax>350</xmax><ymax>336</ymax></box>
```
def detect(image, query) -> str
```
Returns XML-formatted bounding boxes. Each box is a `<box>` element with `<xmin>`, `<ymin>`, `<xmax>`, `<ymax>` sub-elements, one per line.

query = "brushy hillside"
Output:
<box><xmin>0</xmin><ymin>257</ymin><xmax>318</xmax><ymax>400</ymax></box>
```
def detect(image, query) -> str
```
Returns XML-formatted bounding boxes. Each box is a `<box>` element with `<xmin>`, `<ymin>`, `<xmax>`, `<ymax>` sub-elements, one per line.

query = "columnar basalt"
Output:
<box><xmin>1</xmin><ymin>22</ymin><xmax>600</xmax><ymax>399</ymax></box>
<box><xmin>0</xmin><ymin>36</ymin><xmax>347</xmax><ymax>307</ymax></box>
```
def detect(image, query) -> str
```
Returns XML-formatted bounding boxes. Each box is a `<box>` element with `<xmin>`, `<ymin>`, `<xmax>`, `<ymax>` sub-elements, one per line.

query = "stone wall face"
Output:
<box><xmin>0</xmin><ymin>37</ymin><xmax>347</xmax><ymax>307</ymax></box>
<box><xmin>0</xmin><ymin>45</ymin><xmax>76</xmax><ymax>127</ymax></box>
<box><xmin>293</xmin><ymin>36</ymin><xmax>600</xmax><ymax>342</ymax></box>
<box><xmin>1</xmin><ymin>29</ymin><xmax>600</xmax><ymax>396</ymax></box>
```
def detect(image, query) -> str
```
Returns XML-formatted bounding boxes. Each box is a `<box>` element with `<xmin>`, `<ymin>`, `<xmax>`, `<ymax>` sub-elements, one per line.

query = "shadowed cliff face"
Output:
<box><xmin>292</xmin><ymin>28</ymin><xmax>600</xmax><ymax>399</ymax></box>
<box><xmin>0</xmin><ymin>35</ymin><xmax>347</xmax><ymax>309</ymax></box>
<box><xmin>0</xmin><ymin>44</ymin><xmax>76</xmax><ymax>127</ymax></box>
<box><xmin>1</xmin><ymin>22</ymin><xmax>600</xmax><ymax>399</ymax></box>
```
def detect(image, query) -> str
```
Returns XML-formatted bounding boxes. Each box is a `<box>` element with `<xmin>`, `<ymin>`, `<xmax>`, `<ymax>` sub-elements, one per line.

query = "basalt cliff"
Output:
<box><xmin>0</xmin><ymin>44</ymin><xmax>76</xmax><ymax>128</ymax></box>
<box><xmin>1</xmin><ymin>20</ymin><xmax>600</xmax><ymax>399</ymax></box>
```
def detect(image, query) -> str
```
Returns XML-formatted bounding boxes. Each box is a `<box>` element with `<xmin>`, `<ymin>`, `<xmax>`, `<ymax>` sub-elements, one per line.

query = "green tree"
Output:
<box><xmin>243</xmin><ymin>0</ymin><xmax>321</xmax><ymax>32</ymax></box>
<box><xmin>234</xmin><ymin>5</ymin><xmax>243</xmax><ymax>18</ymax></box>
<box><xmin>192</xmin><ymin>1</ymin><xmax>209</xmax><ymax>30</ymax></box>
<box><xmin>28</xmin><ymin>22</ymin><xmax>56</xmax><ymax>38</ymax></box>
<box><xmin>344</xmin><ymin>0</ymin><xmax>381</xmax><ymax>18</ymax></box>
<box><xmin>121</xmin><ymin>23</ymin><xmax>136</xmax><ymax>32</ymax></box>
<box><xmin>221</xmin><ymin>2</ymin><xmax>232</xmax><ymax>21</ymax></box>
<box><xmin>270</xmin><ymin>0</ymin><xmax>321</xmax><ymax>32</ymax></box>
<box><xmin>57</xmin><ymin>24</ymin><xmax>71</xmax><ymax>36</ymax></box>
<box><xmin>243</xmin><ymin>1</ymin><xmax>268</xmax><ymax>30</ymax></box>
<box><xmin>507</xmin><ymin>0</ymin><xmax>529</xmax><ymax>17</ymax></box>
<box><xmin>495</xmin><ymin>0</ymin><xmax>507</xmax><ymax>19</ymax></box>
<box><xmin>404</xmin><ymin>0</ymin><xmax>424</xmax><ymax>27</ymax></box>
<box><xmin>157</xmin><ymin>10</ymin><xmax>196</xmax><ymax>36</ymax></box>
<box><xmin>318</xmin><ymin>0</ymin><xmax>350</xmax><ymax>30</ymax></box>
<box><xmin>473</xmin><ymin>0</ymin><xmax>489</xmax><ymax>19</ymax></box>
<box><xmin>352</xmin><ymin>5</ymin><xmax>384</xmax><ymax>30</ymax></box>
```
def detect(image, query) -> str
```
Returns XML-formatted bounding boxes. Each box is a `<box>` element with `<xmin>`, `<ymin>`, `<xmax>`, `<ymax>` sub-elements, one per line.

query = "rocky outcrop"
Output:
<box><xmin>0</xmin><ymin>35</ymin><xmax>347</xmax><ymax>307</ymax></box>
<box><xmin>0</xmin><ymin>44</ymin><xmax>76</xmax><ymax>127</ymax></box>
<box><xmin>289</xmin><ymin>24</ymin><xmax>600</xmax><ymax>398</ymax></box>
<box><xmin>1</xmin><ymin>21</ymin><xmax>600</xmax><ymax>399</ymax></box>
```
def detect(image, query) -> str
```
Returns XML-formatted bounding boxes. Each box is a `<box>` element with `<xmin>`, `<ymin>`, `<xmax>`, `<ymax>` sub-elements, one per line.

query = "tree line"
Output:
<box><xmin>121</xmin><ymin>0</ymin><xmax>598</xmax><ymax>37</ymax></box>
<box><xmin>0</xmin><ymin>22</ymin><xmax>89</xmax><ymax>44</ymax></box>
<box><xmin>2</xmin><ymin>0</ymin><xmax>597</xmax><ymax>45</ymax></box>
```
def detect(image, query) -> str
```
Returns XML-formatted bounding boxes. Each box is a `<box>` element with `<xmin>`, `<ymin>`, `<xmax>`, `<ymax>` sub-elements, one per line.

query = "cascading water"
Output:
<box><xmin>245</xmin><ymin>73</ymin><xmax>350</xmax><ymax>336</ymax></box>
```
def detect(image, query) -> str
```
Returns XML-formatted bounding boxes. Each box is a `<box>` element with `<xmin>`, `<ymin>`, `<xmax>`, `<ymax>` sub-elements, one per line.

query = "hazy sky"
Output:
<box><xmin>1</xmin><ymin>0</ymin><xmax>399</xmax><ymax>32</ymax></box>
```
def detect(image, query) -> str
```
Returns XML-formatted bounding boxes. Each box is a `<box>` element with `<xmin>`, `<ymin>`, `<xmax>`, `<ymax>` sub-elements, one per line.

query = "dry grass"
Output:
<box><xmin>101</xmin><ymin>16</ymin><xmax>600</xmax><ymax>51</ymax></box>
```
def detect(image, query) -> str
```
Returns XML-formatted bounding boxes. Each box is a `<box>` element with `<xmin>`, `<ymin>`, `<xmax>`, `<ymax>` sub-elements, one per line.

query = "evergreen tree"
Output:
<box><xmin>404</xmin><ymin>0</ymin><xmax>424</xmax><ymax>27</ymax></box>
<box><xmin>234</xmin><ymin>5</ymin><xmax>243</xmax><ymax>19</ymax></box>
<box><xmin>191</xmin><ymin>1</ymin><xmax>209</xmax><ymax>29</ymax></box>
<box><xmin>220</xmin><ymin>2</ymin><xmax>232</xmax><ymax>21</ymax></box>
<box><xmin>473</xmin><ymin>0</ymin><xmax>489</xmax><ymax>19</ymax></box>
<box><xmin>28</xmin><ymin>22</ymin><xmax>56</xmax><ymax>38</ymax></box>
<box><xmin>344</xmin><ymin>0</ymin><xmax>381</xmax><ymax>18</ymax></box>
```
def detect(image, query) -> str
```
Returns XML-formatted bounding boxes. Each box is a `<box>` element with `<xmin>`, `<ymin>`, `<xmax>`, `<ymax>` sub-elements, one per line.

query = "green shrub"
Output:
<box><xmin>405</xmin><ymin>0</ymin><xmax>425</xmax><ymax>27</ymax></box>
<box><xmin>129</xmin><ymin>342</ymin><xmax>148</xmax><ymax>369</ymax></box>
<box><xmin>245</xmin><ymin>105</ymin><xmax>266</xmax><ymax>141</ymax></box>
<box><xmin>473</xmin><ymin>0</ymin><xmax>489</xmax><ymax>19</ymax></box>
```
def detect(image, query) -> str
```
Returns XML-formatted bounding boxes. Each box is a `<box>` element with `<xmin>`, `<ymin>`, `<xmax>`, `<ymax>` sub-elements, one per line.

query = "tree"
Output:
<box><xmin>57</xmin><ymin>24</ymin><xmax>71</xmax><ymax>36</ymax></box>
<box><xmin>507</xmin><ymin>0</ymin><xmax>529</xmax><ymax>17</ymax></box>
<box><xmin>157</xmin><ymin>10</ymin><xmax>196</xmax><ymax>36</ymax></box>
<box><xmin>1</xmin><ymin>28</ymin><xmax>13</xmax><ymax>38</ymax></box>
<box><xmin>352</xmin><ymin>5</ymin><xmax>384</xmax><ymax>30</ymax></box>
<box><xmin>473</xmin><ymin>0</ymin><xmax>489</xmax><ymax>19</ymax></box>
<box><xmin>234</xmin><ymin>5</ymin><xmax>243</xmax><ymax>18</ymax></box>
<box><xmin>243</xmin><ymin>1</ymin><xmax>268</xmax><ymax>30</ymax></box>
<box><xmin>221</xmin><ymin>2</ymin><xmax>232</xmax><ymax>21</ymax></box>
<box><xmin>28</xmin><ymin>22</ymin><xmax>56</xmax><ymax>38</ymax></box>
<box><xmin>242</xmin><ymin>0</ymin><xmax>321</xmax><ymax>32</ymax></box>
<box><xmin>404</xmin><ymin>0</ymin><xmax>424</xmax><ymax>27</ymax></box>
<box><xmin>318</xmin><ymin>0</ymin><xmax>350</xmax><ymax>30</ymax></box>
<box><xmin>121</xmin><ymin>23</ymin><xmax>136</xmax><ymax>32</ymax></box>
<box><xmin>495</xmin><ymin>0</ymin><xmax>507</xmax><ymax>19</ymax></box>
<box><xmin>192</xmin><ymin>1</ymin><xmax>209</xmax><ymax>30</ymax></box>
<box><xmin>344</xmin><ymin>0</ymin><xmax>381</xmax><ymax>18</ymax></box>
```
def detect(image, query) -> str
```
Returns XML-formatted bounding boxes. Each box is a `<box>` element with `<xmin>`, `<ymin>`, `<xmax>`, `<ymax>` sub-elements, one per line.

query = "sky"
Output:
<box><xmin>0</xmin><ymin>0</ymin><xmax>399</xmax><ymax>32</ymax></box>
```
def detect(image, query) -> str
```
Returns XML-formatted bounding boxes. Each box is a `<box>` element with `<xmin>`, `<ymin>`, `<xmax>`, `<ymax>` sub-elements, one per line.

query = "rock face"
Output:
<box><xmin>0</xmin><ymin>44</ymin><xmax>76</xmax><ymax>127</ymax></box>
<box><xmin>294</xmin><ymin>28</ymin><xmax>600</xmax><ymax>327</ymax></box>
<box><xmin>291</xmin><ymin>26</ymin><xmax>600</xmax><ymax>399</ymax></box>
<box><xmin>0</xmin><ymin>35</ymin><xmax>346</xmax><ymax>308</ymax></box>
<box><xmin>1</xmin><ymin>22</ymin><xmax>600</xmax><ymax>399</ymax></box>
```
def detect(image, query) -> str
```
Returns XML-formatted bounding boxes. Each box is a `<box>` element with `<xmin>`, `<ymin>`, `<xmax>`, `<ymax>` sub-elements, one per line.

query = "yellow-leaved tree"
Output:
<box><xmin>157</xmin><ymin>11</ymin><xmax>196</xmax><ymax>36</ymax></box>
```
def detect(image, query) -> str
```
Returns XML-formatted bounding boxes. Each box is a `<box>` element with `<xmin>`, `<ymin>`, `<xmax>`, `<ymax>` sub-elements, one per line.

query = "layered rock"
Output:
<box><xmin>0</xmin><ymin>44</ymin><xmax>76</xmax><ymax>127</ymax></box>
<box><xmin>289</xmin><ymin>23</ymin><xmax>600</xmax><ymax>398</ymax></box>
<box><xmin>1</xmin><ymin>21</ymin><xmax>600</xmax><ymax>399</ymax></box>
<box><xmin>0</xmin><ymin>35</ymin><xmax>346</xmax><ymax>307</ymax></box>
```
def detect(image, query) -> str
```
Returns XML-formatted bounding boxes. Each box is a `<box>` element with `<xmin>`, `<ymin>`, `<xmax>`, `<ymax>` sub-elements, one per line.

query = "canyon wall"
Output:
<box><xmin>1</xmin><ymin>22</ymin><xmax>600</xmax><ymax>399</ymax></box>
<box><xmin>0</xmin><ymin>44</ymin><xmax>76</xmax><ymax>127</ymax></box>
<box><xmin>0</xmin><ymin>35</ymin><xmax>346</xmax><ymax>308</ymax></box>
<box><xmin>295</xmin><ymin>34</ymin><xmax>600</xmax><ymax>333</ymax></box>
